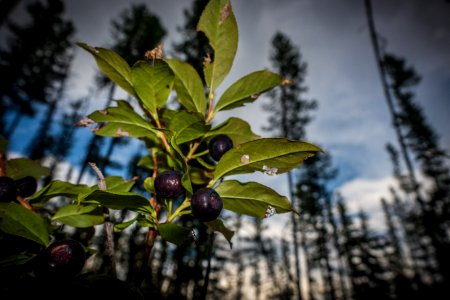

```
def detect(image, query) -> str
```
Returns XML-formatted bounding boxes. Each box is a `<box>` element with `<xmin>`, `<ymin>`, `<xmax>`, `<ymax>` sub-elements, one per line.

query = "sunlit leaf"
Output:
<box><xmin>216</xmin><ymin>180</ymin><xmax>294</xmax><ymax>219</ymax></box>
<box><xmin>213</xmin><ymin>138</ymin><xmax>321</xmax><ymax>180</ymax></box>
<box><xmin>205</xmin><ymin>117</ymin><xmax>260</xmax><ymax>146</ymax></box>
<box><xmin>89</xmin><ymin>101</ymin><xmax>158</xmax><ymax>139</ymax></box>
<box><xmin>169</xmin><ymin>111</ymin><xmax>210</xmax><ymax>144</ymax></box>
<box><xmin>77</xmin><ymin>43</ymin><xmax>137</xmax><ymax>98</ymax></box>
<box><xmin>214</xmin><ymin>70</ymin><xmax>282</xmax><ymax>112</ymax></box>
<box><xmin>164</xmin><ymin>58</ymin><xmax>206</xmax><ymax>113</ymax></box>
<box><xmin>0</xmin><ymin>203</ymin><xmax>50</xmax><ymax>246</ymax></box>
<box><xmin>52</xmin><ymin>204</ymin><xmax>104</xmax><ymax>228</ymax></box>
<box><xmin>131</xmin><ymin>60</ymin><xmax>174</xmax><ymax>114</ymax></box>
<box><xmin>104</xmin><ymin>176</ymin><xmax>136</xmax><ymax>192</ymax></box>
<box><xmin>198</xmin><ymin>0</ymin><xmax>238</xmax><ymax>91</ymax></box>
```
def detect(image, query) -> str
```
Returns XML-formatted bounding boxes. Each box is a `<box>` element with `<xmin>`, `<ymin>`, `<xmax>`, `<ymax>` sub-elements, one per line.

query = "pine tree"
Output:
<box><xmin>296</xmin><ymin>153</ymin><xmax>338</xmax><ymax>300</ymax></box>
<box><xmin>173</xmin><ymin>0</ymin><xmax>212</xmax><ymax>82</ymax></box>
<box><xmin>77</xmin><ymin>4</ymin><xmax>166</xmax><ymax>182</ymax></box>
<box><xmin>0</xmin><ymin>0</ymin><xmax>21</xmax><ymax>27</ymax></box>
<box><xmin>264</xmin><ymin>31</ymin><xmax>317</xmax><ymax>300</ymax></box>
<box><xmin>337</xmin><ymin>196</ymin><xmax>392</xmax><ymax>300</ymax></box>
<box><xmin>0</xmin><ymin>0</ymin><xmax>74</xmax><ymax>138</ymax></box>
<box><xmin>383</xmin><ymin>53</ymin><xmax>450</xmax><ymax>293</ymax></box>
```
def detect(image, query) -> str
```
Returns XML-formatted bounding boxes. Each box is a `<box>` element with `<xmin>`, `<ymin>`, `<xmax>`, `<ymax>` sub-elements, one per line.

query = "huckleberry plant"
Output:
<box><xmin>0</xmin><ymin>0</ymin><xmax>320</xmax><ymax>290</ymax></box>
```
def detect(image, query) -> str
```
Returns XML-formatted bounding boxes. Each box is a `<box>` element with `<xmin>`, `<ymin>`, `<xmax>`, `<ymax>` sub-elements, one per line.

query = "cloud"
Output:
<box><xmin>338</xmin><ymin>175</ymin><xmax>399</xmax><ymax>231</ymax></box>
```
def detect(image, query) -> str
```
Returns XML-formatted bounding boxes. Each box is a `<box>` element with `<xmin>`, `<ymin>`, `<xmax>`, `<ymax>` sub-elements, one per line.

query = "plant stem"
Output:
<box><xmin>135</xmin><ymin>195</ymin><xmax>161</xmax><ymax>286</ymax></box>
<box><xmin>0</xmin><ymin>152</ymin><xmax>5</xmax><ymax>176</ymax></box>
<box><xmin>185</xmin><ymin>141</ymin><xmax>201</xmax><ymax>162</ymax></box>
<box><xmin>153</xmin><ymin>114</ymin><xmax>174</xmax><ymax>157</ymax></box>
<box><xmin>167</xmin><ymin>200</ymin><xmax>191</xmax><ymax>223</ymax></box>
<box><xmin>16</xmin><ymin>195</ymin><xmax>34</xmax><ymax>211</ymax></box>
<box><xmin>205</xmin><ymin>91</ymin><xmax>215</xmax><ymax>123</ymax></box>
<box><xmin>135</xmin><ymin>227</ymin><xmax>159</xmax><ymax>286</ymax></box>
<box><xmin>152</xmin><ymin>148</ymin><xmax>158</xmax><ymax>179</ymax></box>
<box><xmin>89</xmin><ymin>163</ymin><xmax>117</xmax><ymax>278</ymax></box>
<box><xmin>104</xmin><ymin>213</ymin><xmax>117</xmax><ymax>279</ymax></box>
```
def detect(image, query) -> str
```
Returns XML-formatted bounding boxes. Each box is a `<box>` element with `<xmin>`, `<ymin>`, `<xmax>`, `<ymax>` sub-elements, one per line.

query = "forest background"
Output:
<box><xmin>1</xmin><ymin>0</ymin><xmax>449</xmax><ymax>299</ymax></box>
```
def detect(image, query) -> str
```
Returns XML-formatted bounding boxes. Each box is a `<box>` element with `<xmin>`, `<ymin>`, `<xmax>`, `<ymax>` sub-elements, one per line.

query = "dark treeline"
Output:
<box><xmin>1</xmin><ymin>0</ymin><xmax>450</xmax><ymax>299</ymax></box>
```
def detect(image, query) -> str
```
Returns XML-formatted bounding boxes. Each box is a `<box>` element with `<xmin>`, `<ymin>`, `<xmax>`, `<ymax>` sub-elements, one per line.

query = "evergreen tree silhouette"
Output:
<box><xmin>173</xmin><ymin>0</ymin><xmax>212</xmax><ymax>83</ymax></box>
<box><xmin>0</xmin><ymin>0</ymin><xmax>21</xmax><ymax>27</ymax></box>
<box><xmin>383</xmin><ymin>53</ymin><xmax>450</xmax><ymax>295</ymax></box>
<box><xmin>264</xmin><ymin>31</ymin><xmax>317</xmax><ymax>300</ymax></box>
<box><xmin>0</xmin><ymin>0</ymin><xmax>74</xmax><ymax>139</ymax></box>
<box><xmin>77</xmin><ymin>4</ymin><xmax>166</xmax><ymax>182</ymax></box>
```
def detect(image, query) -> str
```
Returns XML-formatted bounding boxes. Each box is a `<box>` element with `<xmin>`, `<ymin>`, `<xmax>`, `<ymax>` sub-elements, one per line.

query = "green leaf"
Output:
<box><xmin>137</xmin><ymin>155</ymin><xmax>153</xmax><ymax>170</ymax></box>
<box><xmin>28</xmin><ymin>181</ymin><xmax>92</xmax><ymax>205</ymax></box>
<box><xmin>205</xmin><ymin>219</ymin><xmax>234</xmax><ymax>248</ymax></box>
<box><xmin>131</xmin><ymin>60</ymin><xmax>174</xmax><ymax>114</ymax></box>
<box><xmin>137</xmin><ymin>149</ymin><xmax>169</xmax><ymax>171</ymax></box>
<box><xmin>0</xmin><ymin>135</ymin><xmax>7</xmax><ymax>152</ymax></box>
<box><xmin>0</xmin><ymin>203</ymin><xmax>50</xmax><ymax>246</ymax></box>
<box><xmin>143</xmin><ymin>177</ymin><xmax>155</xmax><ymax>193</ymax></box>
<box><xmin>52</xmin><ymin>204</ymin><xmax>104</xmax><ymax>228</ymax></box>
<box><xmin>214</xmin><ymin>70</ymin><xmax>283</xmax><ymax>112</ymax></box>
<box><xmin>213</xmin><ymin>138</ymin><xmax>321</xmax><ymax>180</ymax></box>
<box><xmin>77</xmin><ymin>43</ymin><xmax>137</xmax><ymax>98</ymax></box>
<box><xmin>164</xmin><ymin>58</ymin><xmax>206</xmax><ymax>113</ymax></box>
<box><xmin>158</xmin><ymin>223</ymin><xmax>191</xmax><ymax>246</ymax></box>
<box><xmin>114</xmin><ymin>215</ymin><xmax>138</xmax><ymax>232</ymax></box>
<box><xmin>181</xmin><ymin>172</ymin><xmax>193</xmax><ymax>197</ymax></box>
<box><xmin>104</xmin><ymin>176</ymin><xmax>136</xmax><ymax>192</ymax></box>
<box><xmin>0</xmin><ymin>253</ymin><xmax>37</xmax><ymax>268</ymax></box>
<box><xmin>169</xmin><ymin>111</ymin><xmax>210</xmax><ymax>144</ymax></box>
<box><xmin>5</xmin><ymin>158</ymin><xmax>50</xmax><ymax>180</ymax></box>
<box><xmin>89</xmin><ymin>101</ymin><xmax>158</xmax><ymax>139</ymax></box>
<box><xmin>93</xmin><ymin>123</ymin><xmax>154</xmax><ymax>139</ymax></box>
<box><xmin>114</xmin><ymin>214</ymin><xmax>154</xmax><ymax>232</ymax></box>
<box><xmin>83</xmin><ymin>190</ymin><xmax>152</xmax><ymax>214</ymax></box>
<box><xmin>215</xmin><ymin>180</ymin><xmax>294</xmax><ymax>219</ymax></box>
<box><xmin>189</xmin><ymin>167</ymin><xmax>213</xmax><ymax>185</ymax></box>
<box><xmin>205</xmin><ymin>117</ymin><xmax>260</xmax><ymax>146</ymax></box>
<box><xmin>198</xmin><ymin>0</ymin><xmax>238</xmax><ymax>90</ymax></box>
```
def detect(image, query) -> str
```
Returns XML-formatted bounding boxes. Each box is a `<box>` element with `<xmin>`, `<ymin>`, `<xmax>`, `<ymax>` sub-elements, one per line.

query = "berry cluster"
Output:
<box><xmin>0</xmin><ymin>176</ymin><xmax>37</xmax><ymax>202</ymax></box>
<box><xmin>151</xmin><ymin>134</ymin><xmax>233</xmax><ymax>222</ymax></box>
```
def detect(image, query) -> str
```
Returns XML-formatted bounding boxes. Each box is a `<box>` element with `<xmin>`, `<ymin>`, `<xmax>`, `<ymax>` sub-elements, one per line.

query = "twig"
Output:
<box><xmin>89</xmin><ymin>162</ymin><xmax>117</xmax><ymax>278</ymax></box>
<box><xmin>16</xmin><ymin>195</ymin><xmax>34</xmax><ymax>211</ymax></box>
<box><xmin>0</xmin><ymin>152</ymin><xmax>6</xmax><ymax>177</ymax></box>
<box><xmin>135</xmin><ymin>196</ymin><xmax>160</xmax><ymax>287</ymax></box>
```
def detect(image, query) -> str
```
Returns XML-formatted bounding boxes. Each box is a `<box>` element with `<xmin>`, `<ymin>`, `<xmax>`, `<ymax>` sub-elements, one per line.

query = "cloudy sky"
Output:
<box><xmin>4</xmin><ymin>0</ymin><xmax>450</xmax><ymax>230</ymax></box>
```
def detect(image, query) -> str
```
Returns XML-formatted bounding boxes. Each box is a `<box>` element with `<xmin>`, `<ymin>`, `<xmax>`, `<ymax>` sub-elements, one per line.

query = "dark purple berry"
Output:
<box><xmin>208</xmin><ymin>134</ymin><xmax>233</xmax><ymax>161</ymax></box>
<box><xmin>0</xmin><ymin>176</ymin><xmax>17</xmax><ymax>202</ymax></box>
<box><xmin>191</xmin><ymin>188</ymin><xmax>223</xmax><ymax>222</ymax></box>
<box><xmin>37</xmin><ymin>239</ymin><xmax>86</xmax><ymax>278</ymax></box>
<box><xmin>15</xmin><ymin>176</ymin><xmax>37</xmax><ymax>198</ymax></box>
<box><xmin>154</xmin><ymin>170</ymin><xmax>185</xmax><ymax>199</ymax></box>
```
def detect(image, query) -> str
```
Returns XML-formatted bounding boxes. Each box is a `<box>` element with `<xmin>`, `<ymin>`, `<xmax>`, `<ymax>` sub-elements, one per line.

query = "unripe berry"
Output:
<box><xmin>0</xmin><ymin>176</ymin><xmax>17</xmax><ymax>202</ymax></box>
<box><xmin>154</xmin><ymin>170</ymin><xmax>185</xmax><ymax>199</ymax></box>
<box><xmin>191</xmin><ymin>188</ymin><xmax>223</xmax><ymax>222</ymax></box>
